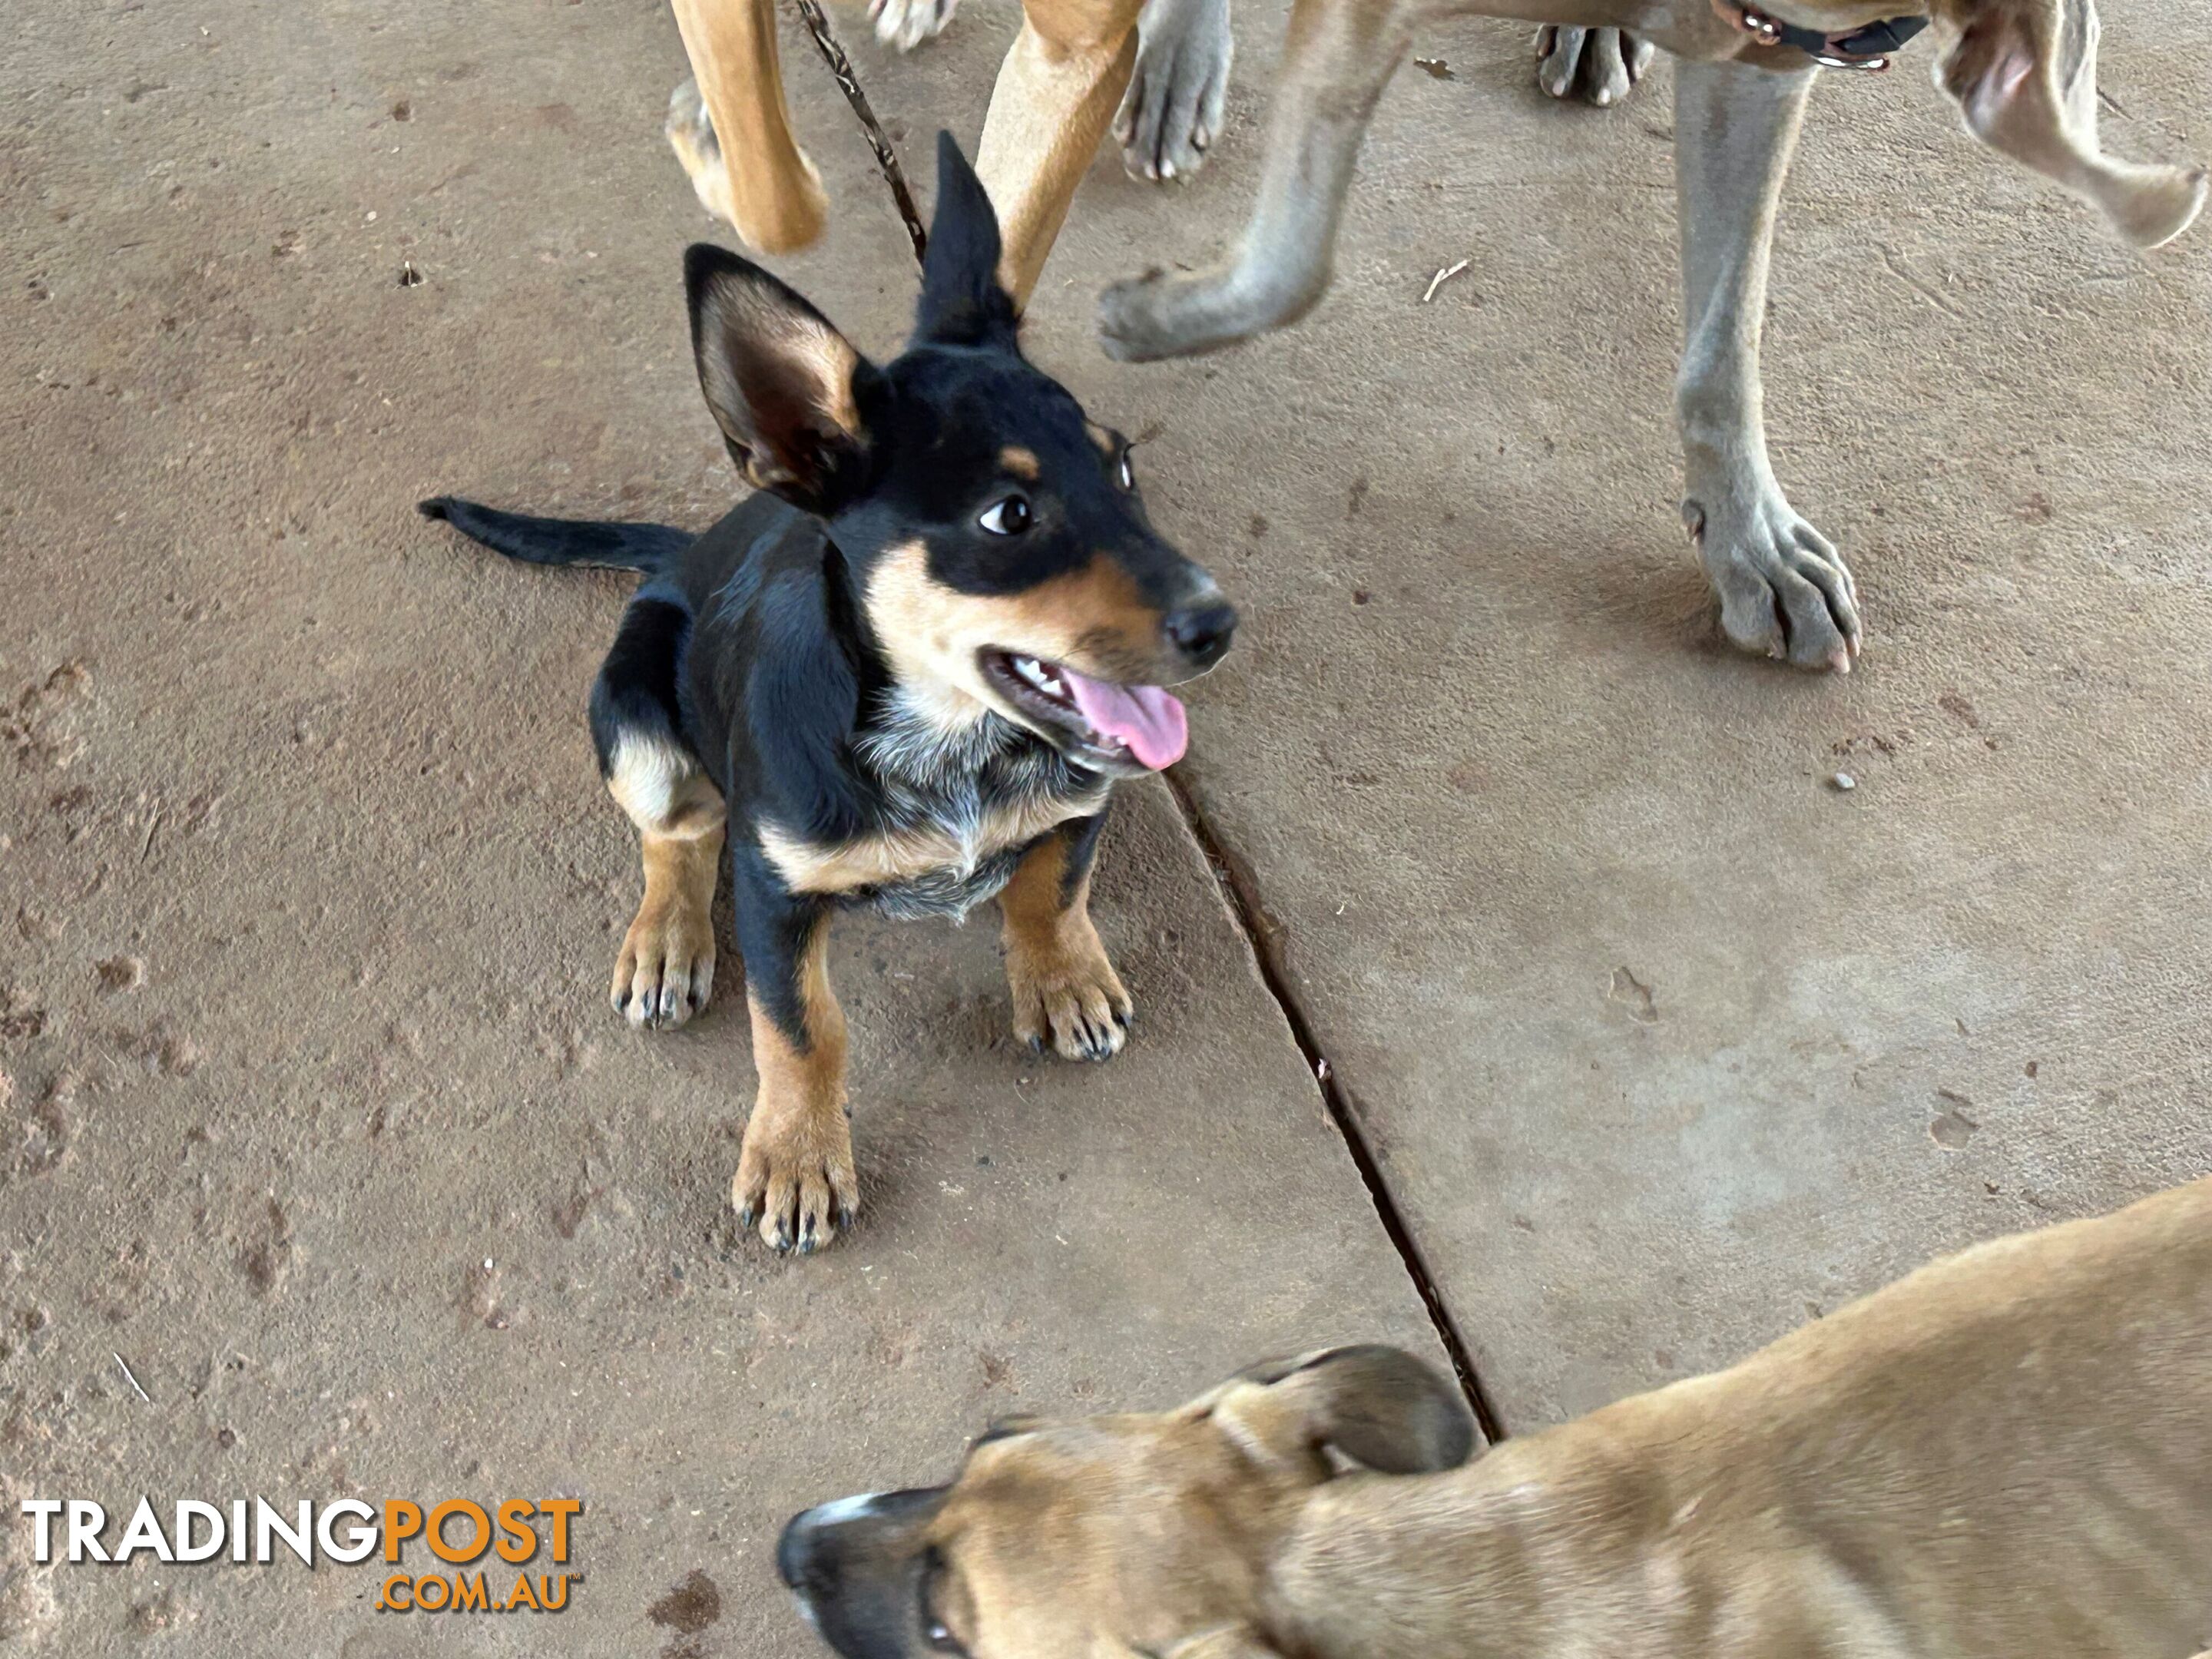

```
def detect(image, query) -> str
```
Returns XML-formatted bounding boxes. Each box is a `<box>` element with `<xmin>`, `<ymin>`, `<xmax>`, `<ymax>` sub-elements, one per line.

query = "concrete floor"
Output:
<box><xmin>4</xmin><ymin>0</ymin><xmax>2208</xmax><ymax>1651</ymax></box>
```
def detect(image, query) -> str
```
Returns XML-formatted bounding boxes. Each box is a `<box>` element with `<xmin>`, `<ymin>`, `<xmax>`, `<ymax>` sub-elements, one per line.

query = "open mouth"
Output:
<box><xmin>980</xmin><ymin>651</ymin><xmax>1188</xmax><ymax>770</ymax></box>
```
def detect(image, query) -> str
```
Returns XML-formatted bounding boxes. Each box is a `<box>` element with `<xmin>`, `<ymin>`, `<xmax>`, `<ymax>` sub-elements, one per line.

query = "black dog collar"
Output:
<box><xmin>1720</xmin><ymin>2</ymin><xmax>1930</xmax><ymax>71</ymax></box>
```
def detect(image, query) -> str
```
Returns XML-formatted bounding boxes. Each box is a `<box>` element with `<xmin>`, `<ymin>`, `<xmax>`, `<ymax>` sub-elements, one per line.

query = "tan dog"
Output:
<box><xmin>1096</xmin><ymin>0</ymin><xmax>2206</xmax><ymax>671</ymax></box>
<box><xmin>662</xmin><ymin>0</ymin><xmax>1238</xmax><ymax>306</ymax></box>
<box><xmin>780</xmin><ymin>1177</ymin><xmax>2212</xmax><ymax>1658</ymax></box>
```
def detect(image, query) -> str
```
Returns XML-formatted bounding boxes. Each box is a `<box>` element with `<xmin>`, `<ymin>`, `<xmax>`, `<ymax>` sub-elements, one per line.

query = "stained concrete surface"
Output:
<box><xmin>5</xmin><ymin>0</ymin><xmax>2210</xmax><ymax>1651</ymax></box>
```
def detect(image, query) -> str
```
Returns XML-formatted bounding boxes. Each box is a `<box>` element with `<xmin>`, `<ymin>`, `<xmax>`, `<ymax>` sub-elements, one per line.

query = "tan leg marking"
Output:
<box><xmin>667</xmin><ymin>0</ymin><xmax>830</xmax><ymax>253</ymax></box>
<box><xmin>975</xmin><ymin>0</ymin><xmax>1149</xmax><ymax>305</ymax></box>
<box><xmin>608</xmin><ymin>735</ymin><xmax>727</xmax><ymax>1031</ymax></box>
<box><xmin>734</xmin><ymin>929</ymin><xmax>858</xmax><ymax>1253</ymax></box>
<box><xmin>1001</xmin><ymin>833</ymin><xmax>1131</xmax><ymax>1062</ymax></box>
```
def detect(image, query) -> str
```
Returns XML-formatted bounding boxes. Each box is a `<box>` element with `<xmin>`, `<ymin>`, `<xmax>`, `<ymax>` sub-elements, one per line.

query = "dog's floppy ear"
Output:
<box><xmin>778</xmin><ymin>1488</ymin><xmax>948</xmax><ymax>1659</ymax></box>
<box><xmin>1207</xmin><ymin>1345</ymin><xmax>1476</xmax><ymax>1478</ymax></box>
<box><xmin>914</xmin><ymin>131</ymin><xmax>1018</xmax><ymax>346</ymax></box>
<box><xmin>686</xmin><ymin>243</ymin><xmax>880</xmax><ymax>513</ymax></box>
<box><xmin>1933</xmin><ymin>0</ymin><xmax>2205</xmax><ymax>248</ymax></box>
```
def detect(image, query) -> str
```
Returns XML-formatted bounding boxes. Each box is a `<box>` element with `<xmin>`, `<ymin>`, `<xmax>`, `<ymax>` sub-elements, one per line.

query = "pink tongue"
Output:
<box><xmin>1059</xmin><ymin>668</ymin><xmax>1188</xmax><ymax>770</ymax></box>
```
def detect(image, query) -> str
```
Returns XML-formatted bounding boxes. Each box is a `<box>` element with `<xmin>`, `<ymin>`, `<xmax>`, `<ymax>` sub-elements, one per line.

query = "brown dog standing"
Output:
<box><xmin>780</xmin><ymin>1177</ymin><xmax>2212</xmax><ymax>1657</ymax></box>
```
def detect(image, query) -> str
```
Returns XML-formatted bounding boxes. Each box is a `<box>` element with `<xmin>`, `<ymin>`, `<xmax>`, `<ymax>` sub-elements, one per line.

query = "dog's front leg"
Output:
<box><xmin>975</xmin><ymin>0</ymin><xmax>1149</xmax><ymax>306</ymax></box>
<box><xmin>665</xmin><ymin>0</ymin><xmax>830</xmax><ymax>253</ymax></box>
<box><xmin>730</xmin><ymin>853</ymin><xmax>856</xmax><ymax>1253</ymax></box>
<box><xmin>1099</xmin><ymin>0</ymin><xmax>1418</xmax><ymax>359</ymax></box>
<box><xmin>1674</xmin><ymin>58</ymin><xmax>1860</xmax><ymax>672</ymax></box>
<box><xmin>999</xmin><ymin>813</ymin><xmax>1133</xmax><ymax>1062</ymax></box>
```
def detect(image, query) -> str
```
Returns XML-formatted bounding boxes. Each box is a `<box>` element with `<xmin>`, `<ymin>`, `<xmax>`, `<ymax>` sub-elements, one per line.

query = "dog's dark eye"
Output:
<box><xmin>920</xmin><ymin>1552</ymin><xmax>966</xmax><ymax>1654</ymax></box>
<box><xmin>1117</xmin><ymin>449</ymin><xmax>1134</xmax><ymax>490</ymax></box>
<box><xmin>979</xmin><ymin>495</ymin><xmax>1031</xmax><ymax>536</ymax></box>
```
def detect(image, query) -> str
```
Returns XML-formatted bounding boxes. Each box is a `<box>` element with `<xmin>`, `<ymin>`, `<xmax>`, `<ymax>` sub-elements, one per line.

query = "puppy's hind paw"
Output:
<box><xmin>611</xmin><ymin>905</ymin><xmax>715</xmax><ymax>1031</ymax></box>
<box><xmin>1114</xmin><ymin>0</ymin><xmax>1233</xmax><ymax>182</ymax></box>
<box><xmin>1535</xmin><ymin>26</ymin><xmax>1653</xmax><ymax>108</ymax></box>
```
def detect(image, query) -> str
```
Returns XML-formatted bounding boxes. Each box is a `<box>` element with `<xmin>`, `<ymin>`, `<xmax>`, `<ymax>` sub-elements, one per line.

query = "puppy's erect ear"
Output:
<box><xmin>1933</xmin><ymin>0</ymin><xmax>2204</xmax><ymax>248</ymax></box>
<box><xmin>686</xmin><ymin>243</ymin><xmax>880</xmax><ymax>513</ymax></box>
<box><xmin>1208</xmin><ymin>1346</ymin><xmax>1476</xmax><ymax>1478</ymax></box>
<box><xmin>778</xmin><ymin>1488</ymin><xmax>948</xmax><ymax>1659</ymax></box>
<box><xmin>914</xmin><ymin>132</ymin><xmax>1018</xmax><ymax>346</ymax></box>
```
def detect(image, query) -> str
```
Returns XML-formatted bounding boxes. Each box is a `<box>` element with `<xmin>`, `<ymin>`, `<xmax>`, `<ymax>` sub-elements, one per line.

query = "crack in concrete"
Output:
<box><xmin>1161</xmin><ymin>772</ymin><xmax>1509</xmax><ymax>1444</ymax></box>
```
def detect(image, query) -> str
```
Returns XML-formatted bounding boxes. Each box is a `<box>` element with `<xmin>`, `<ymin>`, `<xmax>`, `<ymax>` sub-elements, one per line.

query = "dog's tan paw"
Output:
<box><xmin>1008</xmin><ymin>930</ymin><xmax>1133</xmax><ymax>1063</ymax></box>
<box><xmin>611</xmin><ymin>902</ymin><xmax>716</xmax><ymax>1031</ymax></box>
<box><xmin>665</xmin><ymin>78</ymin><xmax>735</xmax><ymax>224</ymax></box>
<box><xmin>733</xmin><ymin>1104</ymin><xmax>858</xmax><ymax>1255</ymax></box>
<box><xmin>664</xmin><ymin>78</ymin><xmax>827</xmax><ymax>252</ymax></box>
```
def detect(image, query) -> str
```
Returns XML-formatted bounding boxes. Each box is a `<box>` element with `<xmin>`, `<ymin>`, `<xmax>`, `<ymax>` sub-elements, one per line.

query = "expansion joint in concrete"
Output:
<box><xmin>1160</xmin><ymin>771</ymin><xmax>1508</xmax><ymax>1445</ymax></box>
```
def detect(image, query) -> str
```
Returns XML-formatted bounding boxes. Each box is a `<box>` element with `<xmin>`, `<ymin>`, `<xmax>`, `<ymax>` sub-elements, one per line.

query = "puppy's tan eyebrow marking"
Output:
<box><xmin>1084</xmin><ymin>422</ymin><xmax>1118</xmax><ymax>457</ymax></box>
<box><xmin>1000</xmin><ymin>446</ymin><xmax>1039</xmax><ymax>479</ymax></box>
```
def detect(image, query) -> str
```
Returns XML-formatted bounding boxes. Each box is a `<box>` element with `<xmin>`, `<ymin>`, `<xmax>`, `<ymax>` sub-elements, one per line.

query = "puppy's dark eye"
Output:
<box><xmin>1117</xmin><ymin>450</ymin><xmax>1135</xmax><ymax>490</ymax></box>
<box><xmin>979</xmin><ymin>495</ymin><xmax>1031</xmax><ymax>536</ymax></box>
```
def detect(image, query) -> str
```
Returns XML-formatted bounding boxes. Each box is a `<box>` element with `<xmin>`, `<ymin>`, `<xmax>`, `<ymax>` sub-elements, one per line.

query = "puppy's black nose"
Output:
<box><xmin>1165</xmin><ymin>601</ymin><xmax>1237</xmax><ymax>667</ymax></box>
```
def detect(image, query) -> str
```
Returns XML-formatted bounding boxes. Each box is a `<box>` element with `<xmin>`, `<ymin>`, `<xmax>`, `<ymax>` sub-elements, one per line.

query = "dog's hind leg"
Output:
<box><xmin>1098</xmin><ymin>0</ymin><xmax>1419</xmax><ymax>359</ymax></box>
<box><xmin>1673</xmin><ymin>58</ymin><xmax>1860</xmax><ymax>673</ymax></box>
<box><xmin>999</xmin><ymin>812</ymin><xmax>1131</xmax><ymax>1063</ymax></box>
<box><xmin>594</xmin><ymin>588</ymin><xmax>727</xmax><ymax>1031</ymax></box>
<box><xmin>975</xmin><ymin>0</ymin><xmax>1149</xmax><ymax>305</ymax></box>
<box><xmin>667</xmin><ymin>0</ymin><xmax>829</xmax><ymax>253</ymax></box>
<box><xmin>1534</xmin><ymin>26</ymin><xmax>1651</xmax><ymax>106</ymax></box>
<box><xmin>1115</xmin><ymin>0</ymin><xmax>1233</xmax><ymax>183</ymax></box>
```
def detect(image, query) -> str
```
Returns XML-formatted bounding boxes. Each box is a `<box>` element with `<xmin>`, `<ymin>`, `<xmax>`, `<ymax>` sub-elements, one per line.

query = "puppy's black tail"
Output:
<box><xmin>418</xmin><ymin>496</ymin><xmax>693</xmax><ymax>575</ymax></box>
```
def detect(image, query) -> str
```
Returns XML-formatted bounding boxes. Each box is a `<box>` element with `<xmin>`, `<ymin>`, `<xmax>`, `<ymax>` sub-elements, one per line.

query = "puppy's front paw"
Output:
<box><xmin>1114</xmin><ymin>0</ymin><xmax>1233</xmax><ymax>182</ymax></box>
<box><xmin>868</xmin><ymin>0</ymin><xmax>956</xmax><ymax>52</ymax></box>
<box><xmin>1534</xmin><ymin>26</ymin><xmax>1654</xmax><ymax>107</ymax></box>
<box><xmin>612</xmin><ymin>902</ymin><xmax>716</xmax><ymax>1031</ymax></box>
<box><xmin>733</xmin><ymin>1103</ymin><xmax>858</xmax><ymax>1254</ymax></box>
<box><xmin>1008</xmin><ymin>928</ymin><xmax>1133</xmax><ymax>1063</ymax></box>
<box><xmin>1684</xmin><ymin>492</ymin><xmax>1862</xmax><ymax>673</ymax></box>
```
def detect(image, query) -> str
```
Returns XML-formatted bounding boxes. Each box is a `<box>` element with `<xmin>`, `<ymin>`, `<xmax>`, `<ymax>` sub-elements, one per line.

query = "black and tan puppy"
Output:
<box><xmin>422</xmin><ymin>135</ymin><xmax>1234</xmax><ymax>1255</ymax></box>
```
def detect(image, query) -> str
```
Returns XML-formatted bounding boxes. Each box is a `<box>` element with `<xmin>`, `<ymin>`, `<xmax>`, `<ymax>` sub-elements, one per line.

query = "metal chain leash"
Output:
<box><xmin>786</xmin><ymin>0</ymin><xmax>930</xmax><ymax>267</ymax></box>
